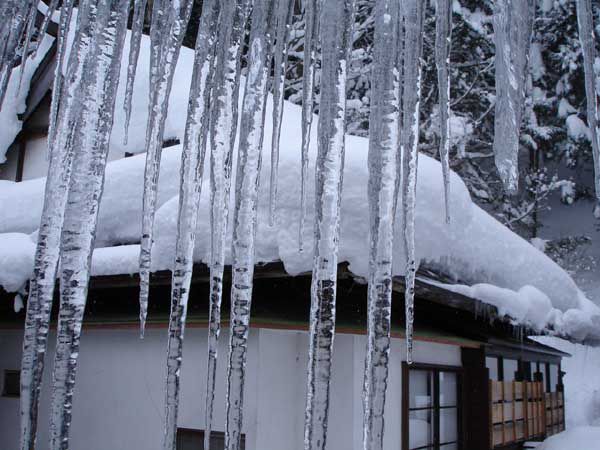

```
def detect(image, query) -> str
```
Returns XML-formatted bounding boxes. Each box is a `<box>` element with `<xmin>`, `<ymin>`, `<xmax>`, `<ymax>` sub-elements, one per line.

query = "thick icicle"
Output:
<box><xmin>138</xmin><ymin>0</ymin><xmax>194</xmax><ymax>338</ymax></box>
<box><xmin>399</xmin><ymin>0</ymin><xmax>424</xmax><ymax>365</ymax></box>
<box><xmin>268</xmin><ymin>0</ymin><xmax>294</xmax><ymax>226</ymax></box>
<box><xmin>205</xmin><ymin>1</ymin><xmax>249</xmax><ymax>449</ymax></box>
<box><xmin>225</xmin><ymin>0</ymin><xmax>276</xmax><ymax>448</ymax></box>
<box><xmin>122</xmin><ymin>0</ymin><xmax>148</xmax><ymax>145</ymax></box>
<box><xmin>303</xmin><ymin>1</ymin><xmax>355</xmax><ymax>450</ymax></box>
<box><xmin>576</xmin><ymin>0</ymin><xmax>600</xmax><ymax>210</ymax></box>
<box><xmin>19</xmin><ymin>1</ymin><xmax>95</xmax><ymax>448</ymax></box>
<box><xmin>492</xmin><ymin>0</ymin><xmax>534</xmax><ymax>193</ymax></box>
<box><xmin>33</xmin><ymin>0</ymin><xmax>60</xmax><ymax>59</ymax></box>
<box><xmin>47</xmin><ymin>0</ymin><xmax>76</xmax><ymax>151</ymax></box>
<box><xmin>434</xmin><ymin>0</ymin><xmax>452</xmax><ymax>223</ymax></box>
<box><xmin>362</xmin><ymin>1</ymin><xmax>400</xmax><ymax>449</ymax></box>
<box><xmin>162</xmin><ymin>1</ymin><xmax>220</xmax><ymax>449</ymax></box>
<box><xmin>299</xmin><ymin>0</ymin><xmax>319</xmax><ymax>251</ymax></box>
<box><xmin>49</xmin><ymin>1</ymin><xmax>129</xmax><ymax>449</ymax></box>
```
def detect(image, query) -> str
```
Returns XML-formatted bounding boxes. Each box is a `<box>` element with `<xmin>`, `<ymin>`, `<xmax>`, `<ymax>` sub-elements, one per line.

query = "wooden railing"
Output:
<box><xmin>489</xmin><ymin>380</ymin><xmax>565</xmax><ymax>448</ymax></box>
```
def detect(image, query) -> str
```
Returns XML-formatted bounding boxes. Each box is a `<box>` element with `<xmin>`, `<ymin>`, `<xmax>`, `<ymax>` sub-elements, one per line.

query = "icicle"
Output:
<box><xmin>304</xmin><ymin>1</ymin><xmax>354</xmax><ymax>450</ymax></box>
<box><xmin>47</xmin><ymin>0</ymin><xmax>76</xmax><ymax>152</ymax></box>
<box><xmin>362</xmin><ymin>1</ymin><xmax>400</xmax><ymax>449</ymax></box>
<box><xmin>122</xmin><ymin>0</ymin><xmax>148</xmax><ymax>145</ymax></box>
<box><xmin>225</xmin><ymin>0</ymin><xmax>277</xmax><ymax>448</ymax></box>
<box><xmin>162</xmin><ymin>1</ymin><xmax>220</xmax><ymax>448</ymax></box>
<box><xmin>205</xmin><ymin>1</ymin><xmax>249</xmax><ymax>448</ymax></box>
<box><xmin>17</xmin><ymin>4</ymin><xmax>37</xmax><ymax>91</ymax></box>
<box><xmin>399</xmin><ymin>0</ymin><xmax>424</xmax><ymax>365</ymax></box>
<box><xmin>434</xmin><ymin>0</ymin><xmax>452</xmax><ymax>223</ymax></box>
<box><xmin>33</xmin><ymin>0</ymin><xmax>60</xmax><ymax>59</ymax></box>
<box><xmin>576</xmin><ymin>0</ymin><xmax>600</xmax><ymax>207</ymax></box>
<box><xmin>299</xmin><ymin>0</ymin><xmax>319</xmax><ymax>251</ymax></box>
<box><xmin>138</xmin><ymin>0</ymin><xmax>194</xmax><ymax>338</ymax></box>
<box><xmin>48</xmin><ymin>1</ymin><xmax>129</xmax><ymax>449</ymax></box>
<box><xmin>0</xmin><ymin>1</ymin><xmax>36</xmax><ymax>108</ymax></box>
<box><xmin>492</xmin><ymin>0</ymin><xmax>534</xmax><ymax>193</ymax></box>
<box><xmin>268</xmin><ymin>0</ymin><xmax>294</xmax><ymax>226</ymax></box>
<box><xmin>19</xmin><ymin>1</ymin><xmax>95</xmax><ymax>447</ymax></box>
<box><xmin>148</xmin><ymin>0</ymin><xmax>165</xmax><ymax>103</ymax></box>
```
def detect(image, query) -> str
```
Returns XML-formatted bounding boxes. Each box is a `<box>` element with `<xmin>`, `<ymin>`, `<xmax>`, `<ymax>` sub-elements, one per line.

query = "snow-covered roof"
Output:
<box><xmin>0</xmin><ymin>31</ymin><xmax>598</xmax><ymax>342</ymax></box>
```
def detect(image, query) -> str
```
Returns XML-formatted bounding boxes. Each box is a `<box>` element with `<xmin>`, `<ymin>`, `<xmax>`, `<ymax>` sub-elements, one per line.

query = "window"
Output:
<box><xmin>176</xmin><ymin>429</ymin><xmax>245</xmax><ymax>450</ymax></box>
<box><xmin>486</xmin><ymin>357</ymin><xmax>498</xmax><ymax>381</ymax></box>
<box><xmin>503</xmin><ymin>359</ymin><xmax>518</xmax><ymax>382</ymax></box>
<box><xmin>403</xmin><ymin>364</ymin><xmax>461</xmax><ymax>450</ymax></box>
<box><xmin>549</xmin><ymin>364</ymin><xmax>559</xmax><ymax>392</ymax></box>
<box><xmin>2</xmin><ymin>370</ymin><xmax>20</xmax><ymax>397</ymax></box>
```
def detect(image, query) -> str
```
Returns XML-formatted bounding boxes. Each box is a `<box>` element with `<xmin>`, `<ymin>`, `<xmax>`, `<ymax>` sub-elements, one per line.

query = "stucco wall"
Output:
<box><xmin>0</xmin><ymin>327</ymin><xmax>461</xmax><ymax>450</ymax></box>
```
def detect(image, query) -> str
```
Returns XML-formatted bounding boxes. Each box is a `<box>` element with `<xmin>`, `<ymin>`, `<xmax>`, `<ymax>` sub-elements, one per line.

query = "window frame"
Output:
<box><xmin>402</xmin><ymin>362</ymin><xmax>464</xmax><ymax>450</ymax></box>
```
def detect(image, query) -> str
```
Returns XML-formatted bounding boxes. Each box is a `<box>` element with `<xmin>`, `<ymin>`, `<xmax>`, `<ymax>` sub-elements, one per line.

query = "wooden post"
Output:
<box><xmin>523</xmin><ymin>381</ymin><xmax>529</xmax><ymax>440</ymax></box>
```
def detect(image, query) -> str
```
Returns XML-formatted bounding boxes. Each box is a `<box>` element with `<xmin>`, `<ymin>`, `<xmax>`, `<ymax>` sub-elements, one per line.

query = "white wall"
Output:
<box><xmin>0</xmin><ymin>327</ymin><xmax>461</xmax><ymax>450</ymax></box>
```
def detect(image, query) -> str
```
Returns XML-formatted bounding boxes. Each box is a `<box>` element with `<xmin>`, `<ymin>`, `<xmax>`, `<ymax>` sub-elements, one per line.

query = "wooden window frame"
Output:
<box><xmin>402</xmin><ymin>362</ymin><xmax>464</xmax><ymax>450</ymax></box>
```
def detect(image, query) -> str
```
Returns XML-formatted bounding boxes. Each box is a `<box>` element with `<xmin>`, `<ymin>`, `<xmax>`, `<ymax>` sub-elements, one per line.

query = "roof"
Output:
<box><xmin>0</xmin><ymin>30</ymin><xmax>598</xmax><ymax>343</ymax></box>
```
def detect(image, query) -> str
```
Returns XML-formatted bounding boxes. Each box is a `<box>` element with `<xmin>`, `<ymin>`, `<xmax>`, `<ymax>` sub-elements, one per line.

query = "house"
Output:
<box><xmin>0</xmin><ymin>18</ymin><xmax>599</xmax><ymax>450</ymax></box>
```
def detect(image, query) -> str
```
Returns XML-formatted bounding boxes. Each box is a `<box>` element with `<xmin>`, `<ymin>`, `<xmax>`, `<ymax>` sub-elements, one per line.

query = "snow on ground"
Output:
<box><xmin>536</xmin><ymin>337</ymin><xmax>600</xmax><ymax>427</ymax></box>
<box><xmin>538</xmin><ymin>426</ymin><xmax>600</xmax><ymax>450</ymax></box>
<box><xmin>0</xmin><ymin>32</ymin><xmax>599</xmax><ymax>341</ymax></box>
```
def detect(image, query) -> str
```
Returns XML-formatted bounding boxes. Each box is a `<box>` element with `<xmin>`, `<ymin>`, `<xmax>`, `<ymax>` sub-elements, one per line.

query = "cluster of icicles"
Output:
<box><xmin>0</xmin><ymin>0</ymin><xmax>599</xmax><ymax>450</ymax></box>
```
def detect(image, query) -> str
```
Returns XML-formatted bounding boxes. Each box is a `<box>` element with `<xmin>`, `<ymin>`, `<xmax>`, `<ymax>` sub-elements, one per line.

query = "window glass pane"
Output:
<box><xmin>503</xmin><ymin>359</ymin><xmax>518</xmax><ymax>382</ymax></box>
<box><xmin>408</xmin><ymin>409</ymin><xmax>434</xmax><ymax>449</ymax></box>
<box><xmin>486</xmin><ymin>357</ymin><xmax>498</xmax><ymax>381</ymax></box>
<box><xmin>439</xmin><ymin>371</ymin><xmax>457</xmax><ymax>407</ymax></box>
<box><xmin>549</xmin><ymin>364</ymin><xmax>559</xmax><ymax>392</ymax></box>
<box><xmin>440</xmin><ymin>407</ymin><xmax>458</xmax><ymax>444</ymax></box>
<box><xmin>409</xmin><ymin>370</ymin><xmax>433</xmax><ymax>409</ymax></box>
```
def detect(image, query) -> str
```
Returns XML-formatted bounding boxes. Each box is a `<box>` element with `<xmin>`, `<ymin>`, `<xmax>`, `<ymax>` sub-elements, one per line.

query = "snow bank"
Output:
<box><xmin>0</xmin><ymin>32</ymin><xmax>598</xmax><ymax>341</ymax></box>
<box><xmin>0</xmin><ymin>36</ymin><xmax>54</xmax><ymax>163</ymax></box>
<box><xmin>538</xmin><ymin>427</ymin><xmax>600</xmax><ymax>450</ymax></box>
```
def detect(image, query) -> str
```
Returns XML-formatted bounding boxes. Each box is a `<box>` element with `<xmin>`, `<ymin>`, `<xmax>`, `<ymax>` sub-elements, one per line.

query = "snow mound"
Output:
<box><xmin>538</xmin><ymin>427</ymin><xmax>600</xmax><ymax>450</ymax></box>
<box><xmin>0</xmin><ymin>31</ymin><xmax>598</xmax><ymax>341</ymax></box>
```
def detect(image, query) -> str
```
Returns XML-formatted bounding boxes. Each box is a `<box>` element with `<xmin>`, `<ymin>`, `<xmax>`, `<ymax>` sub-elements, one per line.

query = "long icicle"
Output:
<box><xmin>492</xmin><ymin>0</ymin><xmax>534</xmax><ymax>193</ymax></box>
<box><xmin>19</xmin><ymin>1</ymin><xmax>94</xmax><ymax>448</ymax></box>
<box><xmin>299</xmin><ymin>0</ymin><xmax>319</xmax><ymax>251</ymax></box>
<box><xmin>162</xmin><ymin>1</ymin><xmax>221</xmax><ymax>448</ymax></box>
<box><xmin>33</xmin><ymin>0</ymin><xmax>60</xmax><ymax>59</ymax></box>
<box><xmin>17</xmin><ymin>3</ymin><xmax>38</xmax><ymax>91</ymax></box>
<box><xmin>268</xmin><ymin>0</ymin><xmax>294</xmax><ymax>226</ymax></box>
<box><xmin>122</xmin><ymin>0</ymin><xmax>148</xmax><ymax>145</ymax></box>
<box><xmin>205</xmin><ymin>1</ymin><xmax>249</xmax><ymax>449</ymax></box>
<box><xmin>225</xmin><ymin>0</ymin><xmax>276</xmax><ymax>448</ymax></box>
<box><xmin>576</xmin><ymin>0</ymin><xmax>600</xmax><ymax>213</ymax></box>
<box><xmin>399</xmin><ymin>0</ymin><xmax>424</xmax><ymax>365</ymax></box>
<box><xmin>49</xmin><ymin>1</ymin><xmax>129</xmax><ymax>449</ymax></box>
<box><xmin>434</xmin><ymin>0</ymin><xmax>452</xmax><ymax>223</ymax></box>
<box><xmin>138</xmin><ymin>0</ymin><xmax>194</xmax><ymax>338</ymax></box>
<box><xmin>362</xmin><ymin>1</ymin><xmax>400</xmax><ymax>449</ymax></box>
<box><xmin>47</xmin><ymin>0</ymin><xmax>76</xmax><ymax>152</ymax></box>
<box><xmin>303</xmin><ymin>1</ymin><xmax>355</xmax><ymax>449</ymax></box>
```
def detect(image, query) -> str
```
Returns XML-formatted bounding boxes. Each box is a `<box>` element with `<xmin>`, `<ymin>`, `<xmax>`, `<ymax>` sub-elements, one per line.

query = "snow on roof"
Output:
<box><xmin>0</xmin><ymin>32</ymin><xmax>598</xmax><ymax>341</ymax></box>
<box><xmin>0</xmin><ymin>36</ymin><xmax>54</xmax><ymax>164</ymax></box>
